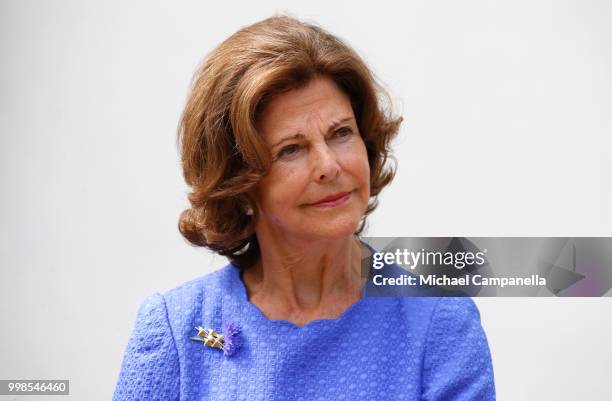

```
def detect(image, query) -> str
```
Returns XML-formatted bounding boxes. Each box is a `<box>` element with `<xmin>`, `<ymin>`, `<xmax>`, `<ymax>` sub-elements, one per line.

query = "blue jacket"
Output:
<box><xmin>112</xmin><ymin>263</ymin><xmax>496</xmax><ymax>400</ymax></box>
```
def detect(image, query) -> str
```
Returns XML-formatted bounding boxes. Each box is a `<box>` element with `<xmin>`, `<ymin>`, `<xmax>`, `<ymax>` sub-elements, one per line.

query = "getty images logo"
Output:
<box><xmin>372</xmin><ymin>248</ymin><xmax>488</xmax><ymax>270</ymax></box>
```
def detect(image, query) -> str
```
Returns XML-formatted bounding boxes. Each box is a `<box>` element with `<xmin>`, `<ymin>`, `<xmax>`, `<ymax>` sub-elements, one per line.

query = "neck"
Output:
<box><xmin>241</xmin><ymin>233</ymin><xmax>368</xmax><ymax>326</ymax></box>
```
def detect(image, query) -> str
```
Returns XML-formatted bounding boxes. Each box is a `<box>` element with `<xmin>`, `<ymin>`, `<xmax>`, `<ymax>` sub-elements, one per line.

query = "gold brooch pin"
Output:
<box><xmin>190</xmin><ymin>321</ymin><xmax>241</xmax><ymax>356</ymax></box>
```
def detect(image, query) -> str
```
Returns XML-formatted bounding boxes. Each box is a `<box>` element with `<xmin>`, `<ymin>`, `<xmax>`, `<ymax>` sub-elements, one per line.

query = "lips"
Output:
<box><xmin>310</xmin><ymin>191</ymin><xmax>352</xmax><ymax>206</ymax></box>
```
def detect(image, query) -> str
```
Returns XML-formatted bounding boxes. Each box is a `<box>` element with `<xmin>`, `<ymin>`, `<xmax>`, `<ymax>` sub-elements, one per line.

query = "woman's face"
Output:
<box><xmin>252</xmin><ymin>75</ymin><xmax>371</xmax><ymax>242</ymax></box>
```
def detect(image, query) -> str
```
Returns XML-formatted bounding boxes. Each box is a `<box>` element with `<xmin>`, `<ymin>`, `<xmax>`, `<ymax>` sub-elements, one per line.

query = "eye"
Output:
<box><xmin>277</xmin><ymin>144</ymin><xmax>300</xmax><ymax>159</ymax></box>
<box><xmin>333</xmin><ymin>127</ymin><xmax>353</xmax><ymax>138</ymax></box>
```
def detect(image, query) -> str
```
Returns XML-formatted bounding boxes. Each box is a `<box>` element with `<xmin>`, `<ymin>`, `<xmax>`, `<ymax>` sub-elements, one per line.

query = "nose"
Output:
<box><xmin>311</xmin><ymin>142</ymin><xmax>340</xmax><ymax>182</ymax></box>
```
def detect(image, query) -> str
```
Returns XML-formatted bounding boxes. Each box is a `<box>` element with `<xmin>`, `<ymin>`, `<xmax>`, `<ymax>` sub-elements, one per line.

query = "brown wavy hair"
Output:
<box><xmin>177</xmin><ymin>15</ymin><xmax>403</xmax><ymax>269</ymax></box>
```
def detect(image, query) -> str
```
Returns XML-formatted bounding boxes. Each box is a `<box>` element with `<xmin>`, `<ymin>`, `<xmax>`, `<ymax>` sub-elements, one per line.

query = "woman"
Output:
<box><xmin>112</xmin><ymin>15</ymin><xmax>496</xmax><ymax>401</ymax></box>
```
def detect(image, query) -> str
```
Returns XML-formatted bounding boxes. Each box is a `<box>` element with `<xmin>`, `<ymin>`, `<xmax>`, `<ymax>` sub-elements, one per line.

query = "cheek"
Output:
<box><xmin>259</xmin><ymin>165</ymin><xmax>307</xmax><ymax>213</ymax></box>
<box><xmin>344</xmin><ymin>141</ymin><xmax>371</xmax><ymax>189</ymax></box>
<box><xmin>358</xmin><ymin>154</ymin><xmax>371</xmax><ymax>185</ymax></box>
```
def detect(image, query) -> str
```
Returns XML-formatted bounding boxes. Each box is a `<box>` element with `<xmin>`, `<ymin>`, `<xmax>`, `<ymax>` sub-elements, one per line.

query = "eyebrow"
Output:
<box><xmin>270</xmin><ymin>116</ymin><xmax>355</xmax><ymax>149</ymax></box>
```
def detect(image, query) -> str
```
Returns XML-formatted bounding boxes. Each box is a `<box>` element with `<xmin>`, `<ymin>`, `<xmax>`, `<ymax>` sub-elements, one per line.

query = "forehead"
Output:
<box><xmin>257</xmin><ymin>76</ymin><xmax>354</xmax><ymax>143</ymax></box>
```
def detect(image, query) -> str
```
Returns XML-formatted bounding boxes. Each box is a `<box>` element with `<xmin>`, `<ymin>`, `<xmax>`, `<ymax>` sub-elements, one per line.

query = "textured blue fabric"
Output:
<box><xmin>112</xmin><ymin>263</ymin><xmax>496</xmax><ymax>400</ymax></box>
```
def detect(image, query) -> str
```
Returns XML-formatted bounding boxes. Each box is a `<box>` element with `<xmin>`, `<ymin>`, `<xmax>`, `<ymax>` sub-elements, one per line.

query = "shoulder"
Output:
<box><xmin>123</xmin><ymin>263</ymin><xmax>239</xmax><ymax>350</ymax></box>
<box><xmin>162</xmin><ymin>263</ymin><xmax>236</xmax><ymax>305</ymax></box>
<box><xmin>419</xmin><ymin>297</ymin><xmax>495</xmax><ymax>399</ymax></box>
<box><xmin>160</xmin><ymin>263</ymin><xmax>238</xmax><ymax>317</ymax></box>
<box><xmin>152</xmin><ymin>264</ymin><xmax>238</xmax><ymax>343</ymax></box>
<box><xmin>420</xmin><ymin>297</ymin><xmax>489</xmax><ymax>365</ymax></box>
<box><xmin>427</xmin><ymin>297</ymin><xmax>482</xmax><ymax>329</ymax></box>
<box><xmin>391</xmin><ymin>296</ymin><xmax>482</xmax><ymax>341</ymax></box>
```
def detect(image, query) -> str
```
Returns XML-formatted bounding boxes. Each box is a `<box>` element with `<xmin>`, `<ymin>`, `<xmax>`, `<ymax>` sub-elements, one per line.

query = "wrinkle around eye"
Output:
<box><xmin>273</xmin><ymin>126</ymin><xmax>356</xmax><ymax>161</ymax></box>
<box><xmin>276</xmin><ymin>144</ymin><xmax>302</xmax><ymax>160</ymax></box>
<box><xmin>327</xmin><ymin>127</ymin><xmax>355</xmax><ymax>144</ymax></box>
<box><xmin>333</xmin><ymin>127</ymin><xmax>354</xmax><ymax>138</ymax></box>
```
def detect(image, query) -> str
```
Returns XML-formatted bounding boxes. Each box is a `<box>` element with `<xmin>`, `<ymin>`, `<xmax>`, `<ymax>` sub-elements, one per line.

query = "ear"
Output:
<box><xmin>242</xmin><ymin>191</ymin><xmax>258</xmax><ymax>216</ymax></box>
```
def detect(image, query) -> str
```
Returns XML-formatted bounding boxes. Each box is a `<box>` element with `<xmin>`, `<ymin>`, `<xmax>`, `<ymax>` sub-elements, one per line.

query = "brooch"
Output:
<box><xmin>190</xmin><ymin>321</ymin><xmax>241</xmax><ymax>356</ymax></box>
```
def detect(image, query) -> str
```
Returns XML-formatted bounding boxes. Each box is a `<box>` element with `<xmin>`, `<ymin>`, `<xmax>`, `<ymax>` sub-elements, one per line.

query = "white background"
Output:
<box><xmin>1</xmin><ymin>1</ymin><xmax>611</xmax><ymax>400</ymax></box>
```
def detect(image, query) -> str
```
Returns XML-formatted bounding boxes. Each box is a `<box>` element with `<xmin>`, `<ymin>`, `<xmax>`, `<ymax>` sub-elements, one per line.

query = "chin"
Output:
<box><xmin>300</xmin><ymin>217</ymin><xmax>360</xmax><ymax>240</ymax></box>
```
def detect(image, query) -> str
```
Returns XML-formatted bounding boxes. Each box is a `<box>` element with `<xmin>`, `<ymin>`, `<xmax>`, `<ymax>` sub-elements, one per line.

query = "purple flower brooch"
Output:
<box><xmin>190</xmin><ymin>321</ymin><xmax>241</xmax><ymax>357</ymax></box>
